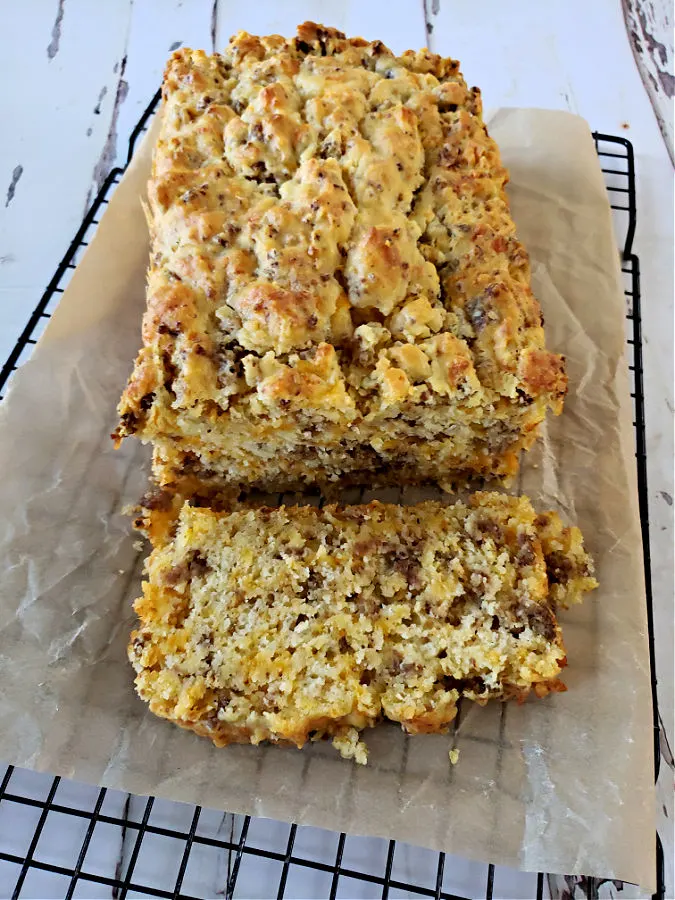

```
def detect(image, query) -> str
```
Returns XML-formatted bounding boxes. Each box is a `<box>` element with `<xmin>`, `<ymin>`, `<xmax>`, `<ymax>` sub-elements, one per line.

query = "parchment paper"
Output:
<box><xmin>0</xmin><ymin>109</ymin><xmax>656</xmax><ymax>890</ymax></box>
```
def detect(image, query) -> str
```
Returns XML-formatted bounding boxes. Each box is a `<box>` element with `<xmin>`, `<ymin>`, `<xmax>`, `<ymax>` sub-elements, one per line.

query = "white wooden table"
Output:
<box><xmin>0</xmin><ymin>2</ymin><xmax>672</xmax><ymax>897</ymax></box>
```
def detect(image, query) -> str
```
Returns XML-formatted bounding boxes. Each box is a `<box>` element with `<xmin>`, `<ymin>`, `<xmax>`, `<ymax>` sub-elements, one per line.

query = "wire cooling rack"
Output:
<box><xmin>0</xmin><ymin>93</ymin><xmax>665</xmax><ymax>900</ymax></box>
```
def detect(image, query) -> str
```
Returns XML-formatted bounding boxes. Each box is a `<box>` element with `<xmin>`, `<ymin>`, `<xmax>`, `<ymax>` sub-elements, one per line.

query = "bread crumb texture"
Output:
<box><xmin>129</xmin><ymin>493</ymin><xmax>596</xmax><ymax>762</ymax></box>
<box><xmin>115</xmin><ymin>22</ymin><xmax>567</xmax><ymax>492</ymax></box>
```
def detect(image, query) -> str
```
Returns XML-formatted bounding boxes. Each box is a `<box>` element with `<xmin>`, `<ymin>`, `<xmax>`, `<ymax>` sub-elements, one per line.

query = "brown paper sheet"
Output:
<box><xmin>0</xmin><ymin>109</ymin><xmax>655</xmax><ymax>890</ymax></box>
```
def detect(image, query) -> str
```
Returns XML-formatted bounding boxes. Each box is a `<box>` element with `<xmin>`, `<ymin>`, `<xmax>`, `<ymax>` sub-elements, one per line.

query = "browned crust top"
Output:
<box><xmin>115</xmin><ymin>22</ymin><xmax>566</xmax><ymax>447</ymax></box>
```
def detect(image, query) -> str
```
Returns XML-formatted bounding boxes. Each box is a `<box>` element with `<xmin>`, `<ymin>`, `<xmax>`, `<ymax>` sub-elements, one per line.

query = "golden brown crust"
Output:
<box><xmin>114</xmin><ymin>23</ymin><xmax>567</xmax><ymax>490</ymax></box>
<box><xmin>130</xmin><ymin>493</ymin><xmax>596</xmax><ymax>761</ymax></box>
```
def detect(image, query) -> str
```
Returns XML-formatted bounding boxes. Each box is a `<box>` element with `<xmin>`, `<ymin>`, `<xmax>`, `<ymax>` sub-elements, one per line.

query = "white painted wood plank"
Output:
<box><xmin>425</xmin><ymin>0</ymin><xmax>666</xmax><ymax>150</ymax></box>
<box><xmin>0</xmin><ymin>0</ymin><xmax>132</xmax><ymax>364</ymax></box>
<box><xmin>623</xmin><ymin>0</ymin><xmax>674</xmax><ymax>162</ymax></box>
<box><xmin>214</xmin><ymin>0</ymin><xmax>428</xmax><ymax>56</ymax></box>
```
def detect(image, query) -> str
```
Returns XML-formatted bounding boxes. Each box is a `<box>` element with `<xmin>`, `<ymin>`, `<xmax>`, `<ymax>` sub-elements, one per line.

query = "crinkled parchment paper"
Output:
<box><xmin>0</xmin><ymin>109</ymin><xmax>655</xmax><ymax>889</ymax></box>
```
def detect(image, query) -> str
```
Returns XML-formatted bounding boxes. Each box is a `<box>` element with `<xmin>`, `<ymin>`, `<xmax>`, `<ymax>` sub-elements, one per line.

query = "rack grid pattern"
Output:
<box><xmin>0</xmin><ymin>94</ymin><xmax>664</xmax><ymax>900</ymax></box>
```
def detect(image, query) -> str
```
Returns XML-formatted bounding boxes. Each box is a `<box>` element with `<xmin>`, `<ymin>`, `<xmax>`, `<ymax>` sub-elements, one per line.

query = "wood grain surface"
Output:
<box><xmin>623</xmin><ymin>0</ymin><xmax>674</xmax><ymax>162</ymax></box>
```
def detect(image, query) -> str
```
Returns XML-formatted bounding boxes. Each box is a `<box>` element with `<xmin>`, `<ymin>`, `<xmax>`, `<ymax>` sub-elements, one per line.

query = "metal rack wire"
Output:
<box><xmin>0</xmin><ymin>94</ymin><xmax>664</xmax><ymax>899</ymax></box>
